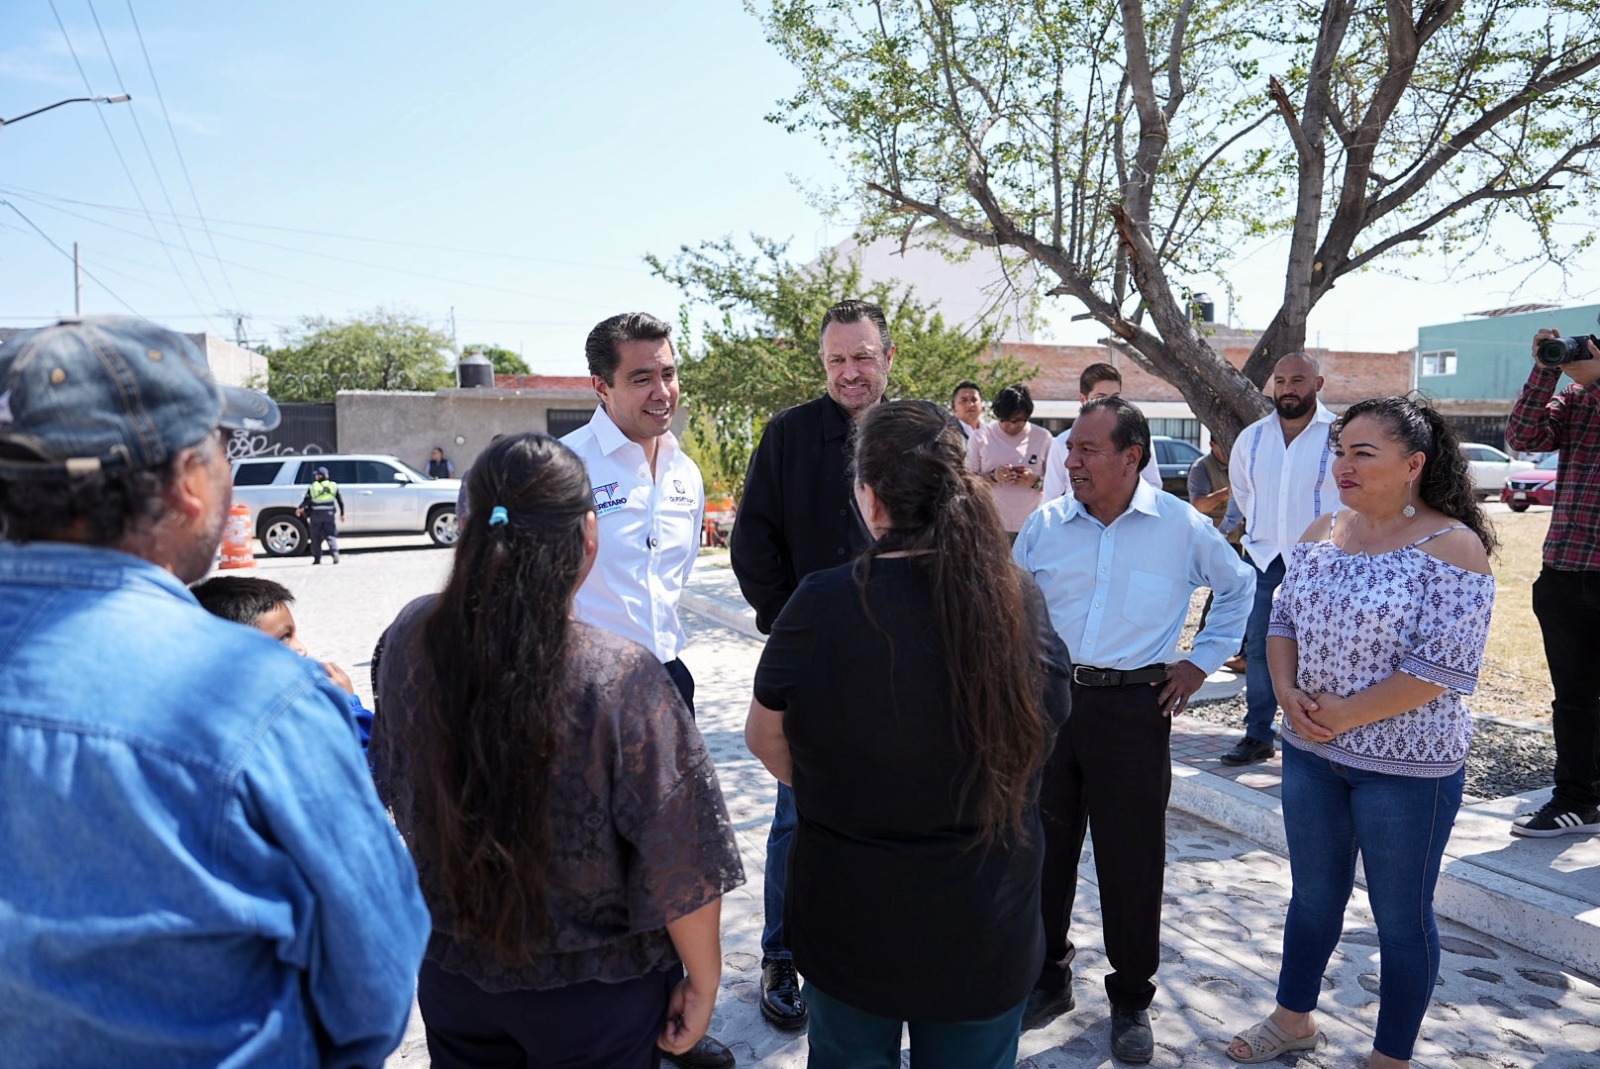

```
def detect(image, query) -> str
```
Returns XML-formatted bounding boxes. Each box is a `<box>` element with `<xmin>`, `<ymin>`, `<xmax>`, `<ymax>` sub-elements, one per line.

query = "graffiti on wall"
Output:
<box><xmin>226</xmin><ymin>430</ymin><xmax>326</xmax><ymax>460</ymax></box>
<box><xmin>224</xmin><ymin>402</ymin><xmax>337</xmax><ymax>459</ymax></box>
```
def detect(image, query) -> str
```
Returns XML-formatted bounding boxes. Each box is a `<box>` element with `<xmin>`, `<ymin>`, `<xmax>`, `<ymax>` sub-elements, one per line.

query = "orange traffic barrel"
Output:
<box><xmin>219</xmin><ymin>503</ymin><xmax>256</xmax><ymax>570</ymax></box>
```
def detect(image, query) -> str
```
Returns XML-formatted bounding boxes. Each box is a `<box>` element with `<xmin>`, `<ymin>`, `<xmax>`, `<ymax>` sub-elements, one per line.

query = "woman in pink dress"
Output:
<box><xmin>966</xmin><ymin>384</ymin><xmax>1054</xmax><ymax>539</ymax></box>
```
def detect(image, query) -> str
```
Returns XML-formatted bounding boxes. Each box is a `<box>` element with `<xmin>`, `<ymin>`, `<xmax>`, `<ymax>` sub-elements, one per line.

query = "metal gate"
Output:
<box><xmin>223</xmin><ymin>403</ymin><xmax>336</xmax><ymax>461</ymax></box>
<box><xmin>1443</xmin><ymin>414</ymin><xmax>1511</xmax><ymax>453</ymax></box>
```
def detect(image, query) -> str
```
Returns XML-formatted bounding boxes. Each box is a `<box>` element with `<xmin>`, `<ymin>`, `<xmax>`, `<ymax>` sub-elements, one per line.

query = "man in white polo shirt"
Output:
<box><xmin>560</xmin><ymin>311</ymin><xmax>731</xmax><ymax>1069</ymax></box>
<box><xmin>1041</xmin><ymin>362</ymin><xmax>1162</xmax><ymax>502</ymax></box>
<box><xmin>1221</xmin><ymin>351</ymin><xmax>1341</xmax><ymax>766</ymax></box>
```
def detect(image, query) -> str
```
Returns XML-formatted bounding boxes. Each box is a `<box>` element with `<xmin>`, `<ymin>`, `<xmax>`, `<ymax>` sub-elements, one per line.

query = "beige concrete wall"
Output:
<box><xmin>194</xmin><ymin>334</ymin><xmax>268</xmax><ymax>390</ymax></box>
<box><xmin>336</xmin><ymin>389</ymin><xmax>605</xmax><ymax>472</ymax></box>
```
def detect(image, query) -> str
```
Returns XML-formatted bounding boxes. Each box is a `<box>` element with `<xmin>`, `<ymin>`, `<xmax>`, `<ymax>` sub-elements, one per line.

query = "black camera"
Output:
<box><xmin>1536</xmin><ymin>334</ymin><xmax>1600</xmax><ymax>367</ymax></box>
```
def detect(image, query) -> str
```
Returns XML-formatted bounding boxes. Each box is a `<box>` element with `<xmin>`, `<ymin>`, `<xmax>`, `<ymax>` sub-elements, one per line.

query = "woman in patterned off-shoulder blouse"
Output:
<box><xmin>371</xmin><ymin>435</ymin><xmax>744</xmax><ymax>1069</ymax></box>
<box><xmin>1226</xmin><ymin>398</ymin><xmax>1496</xmax><ymax>1069</ymax></box>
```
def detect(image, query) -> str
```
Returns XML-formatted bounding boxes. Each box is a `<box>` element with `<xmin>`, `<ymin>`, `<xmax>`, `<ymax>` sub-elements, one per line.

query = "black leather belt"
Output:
<box><xmin>1072</xmin><ymin>664</ymin><xmax>1169</xmax><ymax>688</ymax></box>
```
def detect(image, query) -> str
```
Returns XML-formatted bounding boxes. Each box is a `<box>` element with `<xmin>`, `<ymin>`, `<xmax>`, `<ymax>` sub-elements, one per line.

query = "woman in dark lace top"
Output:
<box><xmin>371</xmin><ymin>434</ymin><xmax>744</xmax><ymax>1069</ymax></box>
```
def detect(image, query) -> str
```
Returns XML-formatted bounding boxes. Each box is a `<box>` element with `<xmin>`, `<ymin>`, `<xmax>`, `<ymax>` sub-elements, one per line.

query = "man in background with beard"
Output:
<box><xmin>1220</xmin><ymin>352</ymin><xmax>1342</xmax><ymax>766</ymax></box>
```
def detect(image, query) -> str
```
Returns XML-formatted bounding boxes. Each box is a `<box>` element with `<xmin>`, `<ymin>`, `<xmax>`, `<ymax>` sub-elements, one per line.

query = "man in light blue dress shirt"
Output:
<box><xmin>1012</xmin><ymin>396</ymin><xmax>1253</xmax><ymax>1064</ymax></box>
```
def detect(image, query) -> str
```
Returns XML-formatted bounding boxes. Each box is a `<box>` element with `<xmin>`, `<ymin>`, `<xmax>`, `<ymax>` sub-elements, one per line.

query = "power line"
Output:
<box><xmin>83</xmin><ymin>0</ymin><xmax>222</xmax><ymax>311</ymax></box>
<box><xmin>45</xmin><ymin>0</ymin><xmax>212</xmax><ymax>327</ymax></box>
<box><xmin>6</xmin><ymin>193</ymin><xmax>405</xmax><ymax>308</ymax></box>
<box><xmin>0</xmin><ymin>183</ymin><xmax>640</xmax><ymax>272</ymax></box>
<box><xmin>123</xmin><ymin>0</ymin><xmax>243</xmax><ymax>310</ymax></box>
<box><xmin>1</xmin><ymin>186</ymin><xmax>619</xmax><ymax>310</ymax></box>
<box><xmin>1</xmin><ymin>199</ymin><xmax>140</xmax><ymax>315</ymax></box>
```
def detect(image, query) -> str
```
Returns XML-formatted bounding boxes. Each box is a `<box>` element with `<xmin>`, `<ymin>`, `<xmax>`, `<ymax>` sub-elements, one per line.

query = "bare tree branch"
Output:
<box><xmin>1368</xmin><ymin>50</ymin><xmax>1600</xmax><ymax>224</ymax></box>
<box><xmin>1345</xmin><ymin>140</ymin><xmax>1600</xmax><ymax>274</ymax></box>
<box><xmin>1156</xmin><ymin>110</ymin><xmax>1274</xmax><ymax>261</ymax></box>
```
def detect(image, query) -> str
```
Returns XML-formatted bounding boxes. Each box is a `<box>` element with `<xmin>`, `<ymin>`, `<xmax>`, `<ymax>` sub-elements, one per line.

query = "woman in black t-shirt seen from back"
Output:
<box><xmin>745</xmin><ymin>400</ymin><xmax>1073</xmax><ymax>1069</ymax></box>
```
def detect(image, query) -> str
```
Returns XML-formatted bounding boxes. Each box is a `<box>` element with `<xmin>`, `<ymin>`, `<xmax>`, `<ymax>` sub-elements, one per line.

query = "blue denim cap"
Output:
<box><xmin>0</xmin><ymin>316</ymin><xmax>279</xmax><ymax>476</ymax></box>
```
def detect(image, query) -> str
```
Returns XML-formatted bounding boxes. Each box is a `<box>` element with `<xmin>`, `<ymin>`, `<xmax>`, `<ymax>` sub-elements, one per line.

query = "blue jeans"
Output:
<box><xmin>1276</xmin><ymin>743</ymin><xmax>1464</xmax><ymax>1061</ymax></box>
<box><xmin>1243</xmin><ymin>555</ymin><xmax>1286</xmax><ymax>742</ymax></box>
<box><xmin>761</xmin><ymin>782</ymin><xmax>797</xmax><ymax>960</ymax></box>
<box><xmin>804</xmin><ymin>983</ymin><xmax>1023</xmax><ymax>1069</ymax></box>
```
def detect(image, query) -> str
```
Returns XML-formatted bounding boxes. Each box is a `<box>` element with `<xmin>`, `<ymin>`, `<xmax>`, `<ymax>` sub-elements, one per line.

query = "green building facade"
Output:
<box><xmin>1417</xmin><ymin>303</ymin><xmax>1595</xmax><ymax>401</ymax></box>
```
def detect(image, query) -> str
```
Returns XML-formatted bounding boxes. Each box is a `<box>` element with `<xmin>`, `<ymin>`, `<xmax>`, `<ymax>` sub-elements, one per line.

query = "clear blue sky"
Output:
<box><xmin>1</xmin><ymin>1</ymin><xmax>1593</xmax><ymax>376</ymax></box>
<box><xmin>0</xmin><ymin>1</ymin><xmax>848</xmax><ymax>372</ymax></box>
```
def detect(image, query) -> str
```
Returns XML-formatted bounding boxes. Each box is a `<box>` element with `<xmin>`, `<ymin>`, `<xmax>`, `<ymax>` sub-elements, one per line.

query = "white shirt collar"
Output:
<box><xmin>587</xmin><ymin>403</ymin><xmax>679</xmax><ymax>463</ymax></box>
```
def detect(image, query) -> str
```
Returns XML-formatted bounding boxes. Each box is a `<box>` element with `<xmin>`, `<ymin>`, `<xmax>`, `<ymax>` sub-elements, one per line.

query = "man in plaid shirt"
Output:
<box><xmin>1506</xmin><ymin>328</ymin><xmax>1600</xmax><ymax>837</ymax></box>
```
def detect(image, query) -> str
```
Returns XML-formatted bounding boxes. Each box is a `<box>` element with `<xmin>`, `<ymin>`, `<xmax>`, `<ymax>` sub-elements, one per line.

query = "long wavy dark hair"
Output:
<box><xmin>852</xmin><ymin>400</ymin><xmax>1049</xmax><ymax>840</ymax></box>
<box><xmin>407</xmin><ymin>433</ymin><xmax>593</xmax><ymax>961</ymax></box>
<box><xmin>1334</xmin><ymin>396</ymin><xmax>1498</xmax><ymax>553</ymax></box>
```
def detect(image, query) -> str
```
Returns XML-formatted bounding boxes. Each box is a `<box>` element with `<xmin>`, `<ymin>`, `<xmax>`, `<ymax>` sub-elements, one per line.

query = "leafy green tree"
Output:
<box><xmin>262</xmin><ymin>309</ymin><xmax>453</xmax><ymax>402</ymax></box>
<box><xmin>468</xmin><ymin>345</ymin><xmax>532</xmax><ymax>376</ymax></box>
<box><xmin>755</xmin><ymin>0</ymin><xmax>1600</xmax><ymax>441</ymax></box>
<box><xmin>649</xmin><ymin>235</ymin><xmax>1035</xmax><ymax>500</ymax></box>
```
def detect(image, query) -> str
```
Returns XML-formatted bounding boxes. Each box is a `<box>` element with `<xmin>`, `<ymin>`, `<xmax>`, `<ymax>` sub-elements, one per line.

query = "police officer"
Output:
<box><xmin>297</xmin><ymin>465</ymin><xmax>345</xmax><ymax>564</ymax></box>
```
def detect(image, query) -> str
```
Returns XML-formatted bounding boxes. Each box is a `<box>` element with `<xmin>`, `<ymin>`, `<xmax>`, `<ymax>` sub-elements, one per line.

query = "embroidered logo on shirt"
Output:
<box><xmin>667</xmin><ymin>476</ymin><xmax>697</xmax><ymax>507</ymax></box>
<box><xmin>592</xmin><ymin>481</ymin><xmax>627</xmax><ymax>514</ymax></box>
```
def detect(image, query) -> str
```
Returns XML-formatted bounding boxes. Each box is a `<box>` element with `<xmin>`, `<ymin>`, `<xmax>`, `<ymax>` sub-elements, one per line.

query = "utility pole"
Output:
<box><xmin>449</xmin><ymin>306</ymin><xmax>458</xmax><ymax>350</ymax></box>
<box><xmin>73</xmin><ymin>242</ymin><xmax>82</xmax><ymax>316</ymax></box>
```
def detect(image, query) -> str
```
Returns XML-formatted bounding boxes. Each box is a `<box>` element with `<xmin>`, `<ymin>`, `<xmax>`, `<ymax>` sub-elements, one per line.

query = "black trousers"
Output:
<box><xmin>418</xmin><ymin>958</ymin><xmax>670</xmax><ymax>1069</ymax></box>
<box><xmin>1533</xmin><ymin>568</ymin><xmax>1600</xmax><ymax>811</ymax></box>
<box><xmin>663</xmin><ymin>658</ymin><xmax>695</xmax><ymax>717</ymax></box>
<box><xmin>1036</xmin><ymin>682</ymin><xmax>1171</xmax><ymax>1011</ymax></box>
<box><xmin>308</xmin><ymin>516</ymin><xmax>338</xmax><ymax>561</ymax></box>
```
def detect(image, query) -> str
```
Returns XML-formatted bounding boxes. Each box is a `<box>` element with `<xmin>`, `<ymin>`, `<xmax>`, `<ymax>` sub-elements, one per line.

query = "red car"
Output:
<box><xmin>1501</xmin><ymin>453</ymin><xmax>1558</xmax><ymax>512</ymax></box>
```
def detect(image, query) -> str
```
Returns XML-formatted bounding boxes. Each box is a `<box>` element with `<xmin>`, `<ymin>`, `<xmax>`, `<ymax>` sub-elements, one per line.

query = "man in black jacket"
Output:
<box><xmin>730</xmin><ymin>299</ymin><xmax>892</xmax><ymax>1029</ymax></box>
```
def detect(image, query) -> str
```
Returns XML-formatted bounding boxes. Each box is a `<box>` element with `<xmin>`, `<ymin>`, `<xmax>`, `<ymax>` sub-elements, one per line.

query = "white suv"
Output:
<box><xmin>230</xmin><ymin>454</ymin><xmax>461</xmax><ymax>557</ymax></box>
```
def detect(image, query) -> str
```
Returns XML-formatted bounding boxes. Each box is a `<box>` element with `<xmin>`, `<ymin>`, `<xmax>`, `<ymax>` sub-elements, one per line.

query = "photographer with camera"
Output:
<box><xmin>1505</xmin><ymin>328</ymin><xmax>1600</xmax><ymax>837</ymax></box>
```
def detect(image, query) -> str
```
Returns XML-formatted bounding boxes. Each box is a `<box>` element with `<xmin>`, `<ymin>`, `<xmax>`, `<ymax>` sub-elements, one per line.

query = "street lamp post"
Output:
<box><xmin>0</xmin><ymin>94</ymin><xmax>131</xmax><ymax>128</ymax></box>
<box><xmin>0</xmin><ymin>94</ymin><xmax>132</xmax><ymax>313</ymax></box>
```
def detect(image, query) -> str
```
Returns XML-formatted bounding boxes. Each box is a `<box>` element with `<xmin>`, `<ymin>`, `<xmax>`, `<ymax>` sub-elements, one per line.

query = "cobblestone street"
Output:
<box><xmin>244</xmin><ymin>540</ymin><xmax>1599</xmax><ymax>1068</ymax></box>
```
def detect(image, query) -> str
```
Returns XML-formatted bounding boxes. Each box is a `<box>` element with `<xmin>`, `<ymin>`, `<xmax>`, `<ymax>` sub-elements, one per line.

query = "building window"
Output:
<box><xmin>1147</xmin><ymin>418</ymin><xmax>1201</xmax><ymax>448</ymax></box>
<box><xmin>1419</xmin><ymin>349</ymin><xmax>1457</xmax><ymax>376</ymax></box>
<box><xmin>546</xmin><ymin>409</ymin><xmax>594</xmax><ymax>438</ymax></box>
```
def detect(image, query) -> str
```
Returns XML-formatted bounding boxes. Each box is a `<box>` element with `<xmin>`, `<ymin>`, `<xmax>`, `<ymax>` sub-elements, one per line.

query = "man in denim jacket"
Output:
<box><xmin>0</xmin><ymin>318</ymin><xmax>430</xmax><ymax>1068</ymax></box>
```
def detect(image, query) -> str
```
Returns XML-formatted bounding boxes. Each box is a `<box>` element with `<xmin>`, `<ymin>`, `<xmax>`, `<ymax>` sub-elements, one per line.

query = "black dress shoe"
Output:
<box><xmin>1021</xmin><ymin>983</ymin><xmax>1075</xmax><ymax>1030</ymax></box>
<box><xmin>759</xmin><ymin>957</ymin><xmax>808</xmax><ymax>1030</ymax></box>
<box><xmin>1110</xmin><ymin>1004</ymin><xmax>1154</xmax><ymax>1064</ymax></box>
<box><xmin>662</xmin><ymin>1035</ymin><xmax>736</xmax><ymax>1069</ymax></box>
<box><xmin>1219</xmin><ymin>736</ymin><xmax>1275</xmax><ymax>766</ymax></box>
